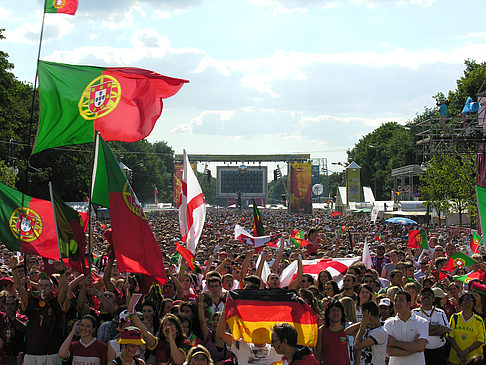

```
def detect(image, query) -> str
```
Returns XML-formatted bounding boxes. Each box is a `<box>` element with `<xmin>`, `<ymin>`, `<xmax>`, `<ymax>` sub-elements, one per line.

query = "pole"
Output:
<box><xmin>87</xmin><ymin>131</ymin><xmax>100</xmax><ymax>268</ymax></box>
<box><xmin>48</xmin><ymin>182</ymin><xmax>63</xmax><ymax>260</ymax></box>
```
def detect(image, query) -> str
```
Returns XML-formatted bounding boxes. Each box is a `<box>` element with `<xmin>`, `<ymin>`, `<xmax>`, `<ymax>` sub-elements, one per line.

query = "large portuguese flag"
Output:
<box><xmin>225</xmin><ymin>289</ymin><xmax>317</xmax><ymax>346</ymax></box>
<box><xmin>44</xmin><ymin>0</ymin><xmax>78</xmax><ymax>15</ymax></box>
<box><xmin>91</xmin><ymin>134</ymin><xmax>166</xmax><ymax>285</ymax></box>
<box><xmin>33</xmin><ymin>60</ymin><xmax>188</xmax><ymax>154</ymax></box>
<box><xmin>0</xmin><ymin>183</ymin><xmax>59</xmax><ymax>259</ymax></box>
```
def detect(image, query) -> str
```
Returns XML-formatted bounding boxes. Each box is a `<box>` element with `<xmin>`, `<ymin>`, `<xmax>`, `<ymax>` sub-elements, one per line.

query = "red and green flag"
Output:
<box><xmin>290</xmin><ymin>230</ymin><xmax>310</xmax><ymax>248</ymax></box>
<box><xmin>176</xmin><ymin>242</ymin><xmax>195</xmax><ymax>271</ymax></box>
<box><xmin>408</xmin><ymin>230</ymin><xmax>429</xmax><ymax>249</ymax></box>
<box><xmin>0</xmin><ymin>183</ymin><xmax>58</xmax><ymax>260</ymax></box>
<box><xmin>33</xmin><ymin>60</ymin><xmax>188</xmax><ymax>154</ymax></box>
<box><xmin>454</xmin><ymin>270</ymin><xmax>485</xmax><ymax>284</ymax></box>
<box><xmin>477</xmin><ymin>185</ymin><xmax>486</xmax><ymax>236</ymax></box>
<box><xmin>252</xmin><ymin>199</ymin><xmax>264</xmax><ymax>236</ymax></box>
<box><xmin>375</xmin><ymin>232</ymin><xmax>383</xmax><ymax>242</ymax></box>
<box><xmin>471</xmin><ymin>231</ymin><xmax>483</xmax><ymax>253</ymax></box>
<box><xmin>444</xmin><ymin>252</ymin><xmax>477</xmax><ymax>272</ymax></box>
<box><xmin>44</xmin><ymin>0</ymin><xmax>78</xmax><ymax>15</ymax></box>
<box><xmin>91</xmin><ymin>134</ymin><xmax>166</xmax><ymax>285</ymax></box>
<box><xmin>51</xmin><ymin>187</ymin><xmax>87</xmax><ymax>273</ymax></box>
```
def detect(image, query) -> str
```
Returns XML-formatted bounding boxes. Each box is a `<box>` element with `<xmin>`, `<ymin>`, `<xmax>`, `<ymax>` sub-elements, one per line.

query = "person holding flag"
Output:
<box><xmin>177</xmin><ymin>150</ymin><xmax>206</xmax><ymax>270</ymax></box>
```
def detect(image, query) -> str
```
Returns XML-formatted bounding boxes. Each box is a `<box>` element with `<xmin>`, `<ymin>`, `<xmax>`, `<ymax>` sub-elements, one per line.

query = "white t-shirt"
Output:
<box><xmin>229</xmin><ymin>341</ymin><xmax>282</xmax><ymax>365</ymax></box>
<box><xmin>384</xmin><ymin>312</ymin><xmax>428</xmax><ymax>365</ymax></box>
<box><xmin>360</xmin><ymin>325</ymin><xmax>387</xmax><ymax>365</ymax></box>
<box><xmin>412</xmin><ymin>306</ymin><xmax>450</xmax><ymax>349</ymax></box>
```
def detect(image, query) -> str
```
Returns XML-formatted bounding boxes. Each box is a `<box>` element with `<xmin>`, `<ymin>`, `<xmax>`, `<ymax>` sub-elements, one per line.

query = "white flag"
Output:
<box><xmin>362</xmin><ymin>237</ymin><xmax>373</xmax><ymax>270</ymax></box>
<box><xmin>178</xmin><ymin>150</ymin><xmax>206</xmax><ymax>254</ymax></box>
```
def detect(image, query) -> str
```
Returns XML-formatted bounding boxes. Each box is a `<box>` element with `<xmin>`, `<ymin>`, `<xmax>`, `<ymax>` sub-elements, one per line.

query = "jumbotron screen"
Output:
<box><xmin>217</xmin><ymin>166</ymin><xmax>267</xmax><ymax>198</ymax></box>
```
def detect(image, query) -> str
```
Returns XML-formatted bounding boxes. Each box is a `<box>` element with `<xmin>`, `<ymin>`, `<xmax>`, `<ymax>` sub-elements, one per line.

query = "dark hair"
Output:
<box><xmin>357</xmin><ymin>285</ymin><xmax>374</xmax><ymax>307</ymax></box>
<box><xmin>318</xmin><ymin>270</ymin><xmax>333</xmax><ymax>291</ymax></box>
<box><xmin>161</xmin><ymin>313</ymin><xmax>186</xmax><ymax>346</ymax></box>
<box><xmin>272</xmin><ymin>322</ymin><xmax>298</xmax><ymax>347</ymax></box>
<box><xmin>390</xmin><ymin>270</ymin><xmax>402</xmax><ymax>279</ymax></box>
<box><xmin>395</xmin><ymin>289</ymin><xmax>411</xmax><ymax>303</ymax></box>
<box><xmin>142</xmin><ymin>300</ymin><xmax>160</xmax><ymax>334</ymax></box>
<box><xmin>420</xmin><ymin>287</ymin><xmax>434</xmax><ymax>297</ymax></box>
<box><xmin>81</xmin><ymin>314</ymin><xmax>98</xmax><ymax>331</ymax></box>
<box><xmin>459</xmin><ymin>292</ymin><xmax>476</xmax><ymax>306</ymax></box>
<box><xmin>207</xmin><ymin>276</ymin><xmax>222</xmax><ymax>286</ymax></box>
<box><xmin>243</xmin><ymin>275</ymin><xmax>262</xmax><ymax>289</ymax></box>
<box><xmin>324</xmin><ymin>300</ymin><xmax>346</xmax><ymax>328</ymax></box>
<box><xmin>361</xmin><ymin>301</ymin><xmax>379</xmax><ymax>318</ymax></box>
<box><xmin>348</xmin><ymin>266</ymin><xmax>361</xmax><ymax>276</ymax></box>
<box><xmin>342</xmin><ymin>274</ymin><xmax>356</xmax><ymax>284</ymax></box>
<box><xmin>302</xmin><ymin>274</ymin><xmax>314</xmax><ymax>285</ymax></box>
<box><xmin>324</xmin><ymin>280</ymin><xmax>339</xmax><ymax>297</ymax></box>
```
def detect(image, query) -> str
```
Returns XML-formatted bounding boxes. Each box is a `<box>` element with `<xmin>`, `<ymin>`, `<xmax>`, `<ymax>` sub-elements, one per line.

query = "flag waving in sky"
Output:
<box><xmin>471</xmin><ymin>231</ymin><xmax>483</xmax><ymax>253</ymax></box>
<box><xmin>178</xmin><ymin>150</ymin><xmax>206</xmax><ymax>257</ymax></box>
<box><xmin>234</xmin><ymin>224</ymin><xmax>280</xmax><ymax>248</ymax></box>
<box><xmin>33</xmin><ymin>60</ymin><xmax>188</xmax><ymax>154</ymax></box>
<box><xmin>91</xmin><ymin>134</ymin><xmax>166</xmax><ymax>285</ymax></box>
<box><xmin>44</xmin><ymin>0</ymin><xmax>78</xmax><ymax>15</ymax></box>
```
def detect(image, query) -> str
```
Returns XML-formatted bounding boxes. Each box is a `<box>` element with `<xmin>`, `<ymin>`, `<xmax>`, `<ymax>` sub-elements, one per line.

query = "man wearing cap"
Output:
<box><xmin>378</xmin><ymin>298</ymin><xmax>393</xmax><ymax>322</ymax></box>
<box><xmin>413</xmin><ymin>287</ymin><xmax>450</xmax><ymax>365</ymax></box>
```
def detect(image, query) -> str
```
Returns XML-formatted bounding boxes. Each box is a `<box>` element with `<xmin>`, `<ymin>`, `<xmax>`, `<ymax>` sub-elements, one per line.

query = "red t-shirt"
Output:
<box><xmin>69</xmin><ymin>339</ymin><xmax>107</xmax><ymax>365</ymax></box>
<box><xmin>320</xmin><ymin>326</ymin><xmax>350</xmax><ymax>365</ymax></box>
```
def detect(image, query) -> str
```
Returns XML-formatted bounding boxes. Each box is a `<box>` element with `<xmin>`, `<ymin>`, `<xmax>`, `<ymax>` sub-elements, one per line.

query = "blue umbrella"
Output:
<box><xmin>385</xmin><ymin>217</ymin><xmax>417</xmax><ymax>225</ymax></box>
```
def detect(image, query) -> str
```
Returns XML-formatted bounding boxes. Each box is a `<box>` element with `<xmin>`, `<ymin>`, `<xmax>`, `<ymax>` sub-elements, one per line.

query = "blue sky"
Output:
<box><xmin>2</xmin><ymin>0</ymin><xmax>486</xmax><ymax>175</ymax></box>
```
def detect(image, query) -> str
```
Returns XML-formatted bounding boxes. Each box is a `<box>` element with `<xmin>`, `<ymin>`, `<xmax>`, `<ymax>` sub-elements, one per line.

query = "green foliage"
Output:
<box><xmin>267</xmin><ymin>176</ymin><xmax>287</xmax><ymax>204</ymax></box>
<box><xmin>346</xmin><ymin>122</ymin><xmax>418</xmax><ymax>200</ymax></box>
<box><xmin>447</xmin><ymin>60</ymin><xmax>486</xmax><ymax>115</ymax></box>
<box><xmin>420</xmin><ymin>154</ymin><xmax>477</xmax><ymax>226</ymax></box>
<box><xmin>328</xmin><ymin>171</ymin><xmax>344</xmax><ymax>199</ymax></box>
<box><xmin>0</xmin><ymin>160</ymin><xmax>17</xmax><ymax>187</ymax></box>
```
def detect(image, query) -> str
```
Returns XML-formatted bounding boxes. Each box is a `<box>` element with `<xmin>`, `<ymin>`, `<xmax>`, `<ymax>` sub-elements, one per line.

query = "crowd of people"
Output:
<box><xmin>0</xmin><ymin>208</ymin><xmax>484</xmax><ymax>365</ymax></box>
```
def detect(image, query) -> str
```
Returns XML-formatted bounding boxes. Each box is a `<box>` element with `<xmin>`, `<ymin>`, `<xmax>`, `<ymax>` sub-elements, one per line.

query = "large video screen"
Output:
<box><xmin>217</xmin><ymin>166</ymin><xmax>267</xmax><ymax>198</ymax></box>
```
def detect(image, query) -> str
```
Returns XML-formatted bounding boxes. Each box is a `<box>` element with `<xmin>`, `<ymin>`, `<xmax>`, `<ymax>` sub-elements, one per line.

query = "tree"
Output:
<box><xmin>346</xmin><ymin>122</ymin><xmax>418</xmax><ymax>200</ymax></box>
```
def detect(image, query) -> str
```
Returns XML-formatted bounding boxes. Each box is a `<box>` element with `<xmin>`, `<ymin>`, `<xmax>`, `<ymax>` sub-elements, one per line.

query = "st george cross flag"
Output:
<box><xmin>178</xmin><ymin>150</ymin><xmax>206</xmax><ymax>258</ymax></box>
<box><xmin>280</xmin><ymin>257</ymin><xmax>359</xmax><ymax>288</ymax></box>
<box><xmin>234</xmin><ymin>224</ymin><xmax>281</xmax><ymax>248</ymax></box>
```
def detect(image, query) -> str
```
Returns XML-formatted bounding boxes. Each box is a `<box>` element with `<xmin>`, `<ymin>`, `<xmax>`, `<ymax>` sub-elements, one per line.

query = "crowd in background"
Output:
<box><xmin>0</xmin><ymin>208</ymin><xmax>484</xmax><ymax>365</ymax></box>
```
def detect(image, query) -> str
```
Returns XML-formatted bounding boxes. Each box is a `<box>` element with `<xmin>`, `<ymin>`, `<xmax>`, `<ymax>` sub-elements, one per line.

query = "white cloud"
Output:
<box><xmin>3</xmin><ymin>18</ymin><xmax>75</xmax><ymax>44</ymax></box>
<box><xmin>0</xmin><ymin>7</ymin><xmax>12</xmax><ymax>20</ymax></box>
<box><xmin>456</xmin><ymin>32</ymin><xmax>486</xmax><ymax>40</ymax></box>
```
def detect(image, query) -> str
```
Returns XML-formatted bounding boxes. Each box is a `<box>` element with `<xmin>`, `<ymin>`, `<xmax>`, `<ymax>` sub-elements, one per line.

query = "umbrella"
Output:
<box><xmin>330</xmin><ymin>211</ymin><xmax>343</xmax><ymax>218</ymax></box>
<box><xmin>384</xmin><ymin>217</ymin><xmax>417</xmax><ymax>225</ymax></box>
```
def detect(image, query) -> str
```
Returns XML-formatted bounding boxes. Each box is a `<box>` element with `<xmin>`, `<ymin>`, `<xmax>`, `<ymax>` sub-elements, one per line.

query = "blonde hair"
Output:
<box><xmin>339</xmin><ymin>296</ymin><xmax>357</xmax><ymax>323</ymax></box>
<box><xmin>183</xmin><ymin>345</ymin><xmax>214</xmax><ymax>365</ymax></box>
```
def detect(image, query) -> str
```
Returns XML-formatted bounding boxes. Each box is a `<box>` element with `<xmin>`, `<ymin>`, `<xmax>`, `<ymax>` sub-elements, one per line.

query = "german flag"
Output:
<box><xmin>225</xmin><ymin>289</ymin><xmax>317</xmax><ymax>347</ymax></box>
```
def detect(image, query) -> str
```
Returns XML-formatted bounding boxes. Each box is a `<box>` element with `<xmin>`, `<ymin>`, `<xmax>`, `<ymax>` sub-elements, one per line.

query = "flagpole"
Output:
<box><xmin>48</xmin><ymin>182</ymin><xmax>63</xmax><ymax>260</ymax></box>
<box><xmin>87</xmin><ymin>131</ymin><xmax>100</xmax><ymax>268</ymax></box>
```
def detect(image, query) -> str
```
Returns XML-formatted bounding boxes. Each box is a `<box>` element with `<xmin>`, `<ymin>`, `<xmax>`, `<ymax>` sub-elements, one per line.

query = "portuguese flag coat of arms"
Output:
<box><xmin>91</xmin><ymin>134</ymin><xmax>166</xmax><ymax>285</ymax></box>
<box><xmin>0</xmin><ymin>183</ymin><xmax>58</xmax><ymax>259</ymax></box>
<box><xmin>444</xmin><ymin>252</ymin><xmax>476</xmax><ymax>272</ymax></box>
<box><xmin>44</xmin><ymin>0</ymin><xmax>78</xmax><ymax>15</ymax></box>
<box><xmin>33</xmin><ymin>60</ymin><xmax>188</xmax><ymax>154</ymax></box>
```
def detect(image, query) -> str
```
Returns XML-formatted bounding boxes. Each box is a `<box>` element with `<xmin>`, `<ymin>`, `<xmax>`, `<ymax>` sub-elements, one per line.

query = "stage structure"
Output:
<box><xmin>416</xmin><ymin>82</ymin><xmax>486</xmax><ymax>190</ymax></box>
<box><xmin>173</xmin><ymin>154</ymin><xmax>311</xmax><ymax>211</ymax></box>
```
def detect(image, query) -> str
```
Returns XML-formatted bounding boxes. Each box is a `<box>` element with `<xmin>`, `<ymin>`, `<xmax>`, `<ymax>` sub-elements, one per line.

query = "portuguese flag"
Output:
<box><xmin>51</xmin><ymin>188</ymin><xmax>87</xmax><ymax>273</ymax></box>
<box><xmin>33</xmin><ymin>60</ymin><xmax>188</xmax><ymax>154</ymax></box>
<box><xmin>471</xmin><ymin>231</ymin><xmax>483</xmax><ymax>253</ymax></box>
<box><xmin>290</xmin><ymin>230</ymin><xmax>310</xmax><ymax>248</ymax></box>
<box><xmin>375</xmin><ymin>232</ymin><xmax>383</xmax><ymax>242</ymax></box>
<box><xmin>0</xmin><ymin>183</ymin><xmax>58</xmax><ymax>260</ymax></box>
<box><xmin>91</xmin><ymin>134</ymin><xmax>166</xmax><ymax>285</ymax></box>
<box><xmin>176</xmin><ymin>242</ymin><xmax>195</xmax><ymax>271</ymax></box>
<box><xmin>44</xmin><ymin>0</ymin><xmax>78</xmax><ymax>15</ymax></box>
<box><xmin>225</xmin><ymin>289</ymin><xmax>317</xmax><ymax>346</ymax></box>
<box><xmin>444</xmin><ymin>252</ymin><xmax>476</xmax><ymax>272</ymax></box>
<box><xmin>252</xmin><ymin>198</ymin><xmax>264</xmax><ymax>236</ymax></box>
<box><xmin>408</xmin><ymin>230</ymin><xmax>429</xmax><ymax>249</ymax></box>
<box><xmin>454</xmin><ymin>270</ymin><xmax>485</xmax><ymax>284</ymax></box>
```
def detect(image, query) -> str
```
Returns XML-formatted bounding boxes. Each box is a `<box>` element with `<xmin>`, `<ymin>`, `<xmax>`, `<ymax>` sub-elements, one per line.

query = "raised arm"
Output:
<box><xmin>129</xmin><ymin>311</ymin><xmax>157</xmax><ymax>348</ymax></box>
<box><xmin>166</xmin><ymin>270</ymin><xmax>183</xmax><ymax>300</ymax></box>
<box><xmin>270</xmin><ymin>234</ymin><xmax>286</xmax><ymax>273</ymax></box>
<box><xmin>103</xmin><ymin>255</ymin><xmax>117</xmax><ymax>293</ymax></box>
<box><xmin>288</xmin><ymin>255</ymin><xmax>303</xmax><ymax>291</ymax></box>
<box><xmin>59</xmin><ymin>320</ymin><xmax>79</xmax><ymax>359</ymax></box>
<box><xmin>215</xmin><ymin>310</ymin><xmax>233</xmax><ymax>347</ymax></box>
<box><xmin>9</xmin><ymin>257</ymin><xmax>28</xmax><ymax>311</ymax></box>
<box><xmin>197</xmin><ymin>293</ymin><xmax>209</xmax><ymax>341</ymax></box>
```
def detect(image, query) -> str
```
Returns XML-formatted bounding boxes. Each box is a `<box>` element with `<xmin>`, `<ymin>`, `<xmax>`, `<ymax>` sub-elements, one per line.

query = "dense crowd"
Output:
<box><xmin>0</xmin><ymin>208</ymin><xmax>485</xmax><ymax>365</ymax></box>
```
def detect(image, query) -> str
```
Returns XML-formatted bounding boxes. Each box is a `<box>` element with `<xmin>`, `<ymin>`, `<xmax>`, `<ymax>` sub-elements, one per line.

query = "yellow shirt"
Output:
<box><xmin>448</xmin><ymin>312</ymin><xmax>486</xmax><ymax>364</ymax></box>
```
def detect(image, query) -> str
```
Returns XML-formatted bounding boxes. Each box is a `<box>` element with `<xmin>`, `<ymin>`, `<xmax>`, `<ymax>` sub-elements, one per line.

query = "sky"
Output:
<box><xmin>2</xmin><ymin>0</ymin><xmax>486</xmax><ymax>176</ymax></box>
